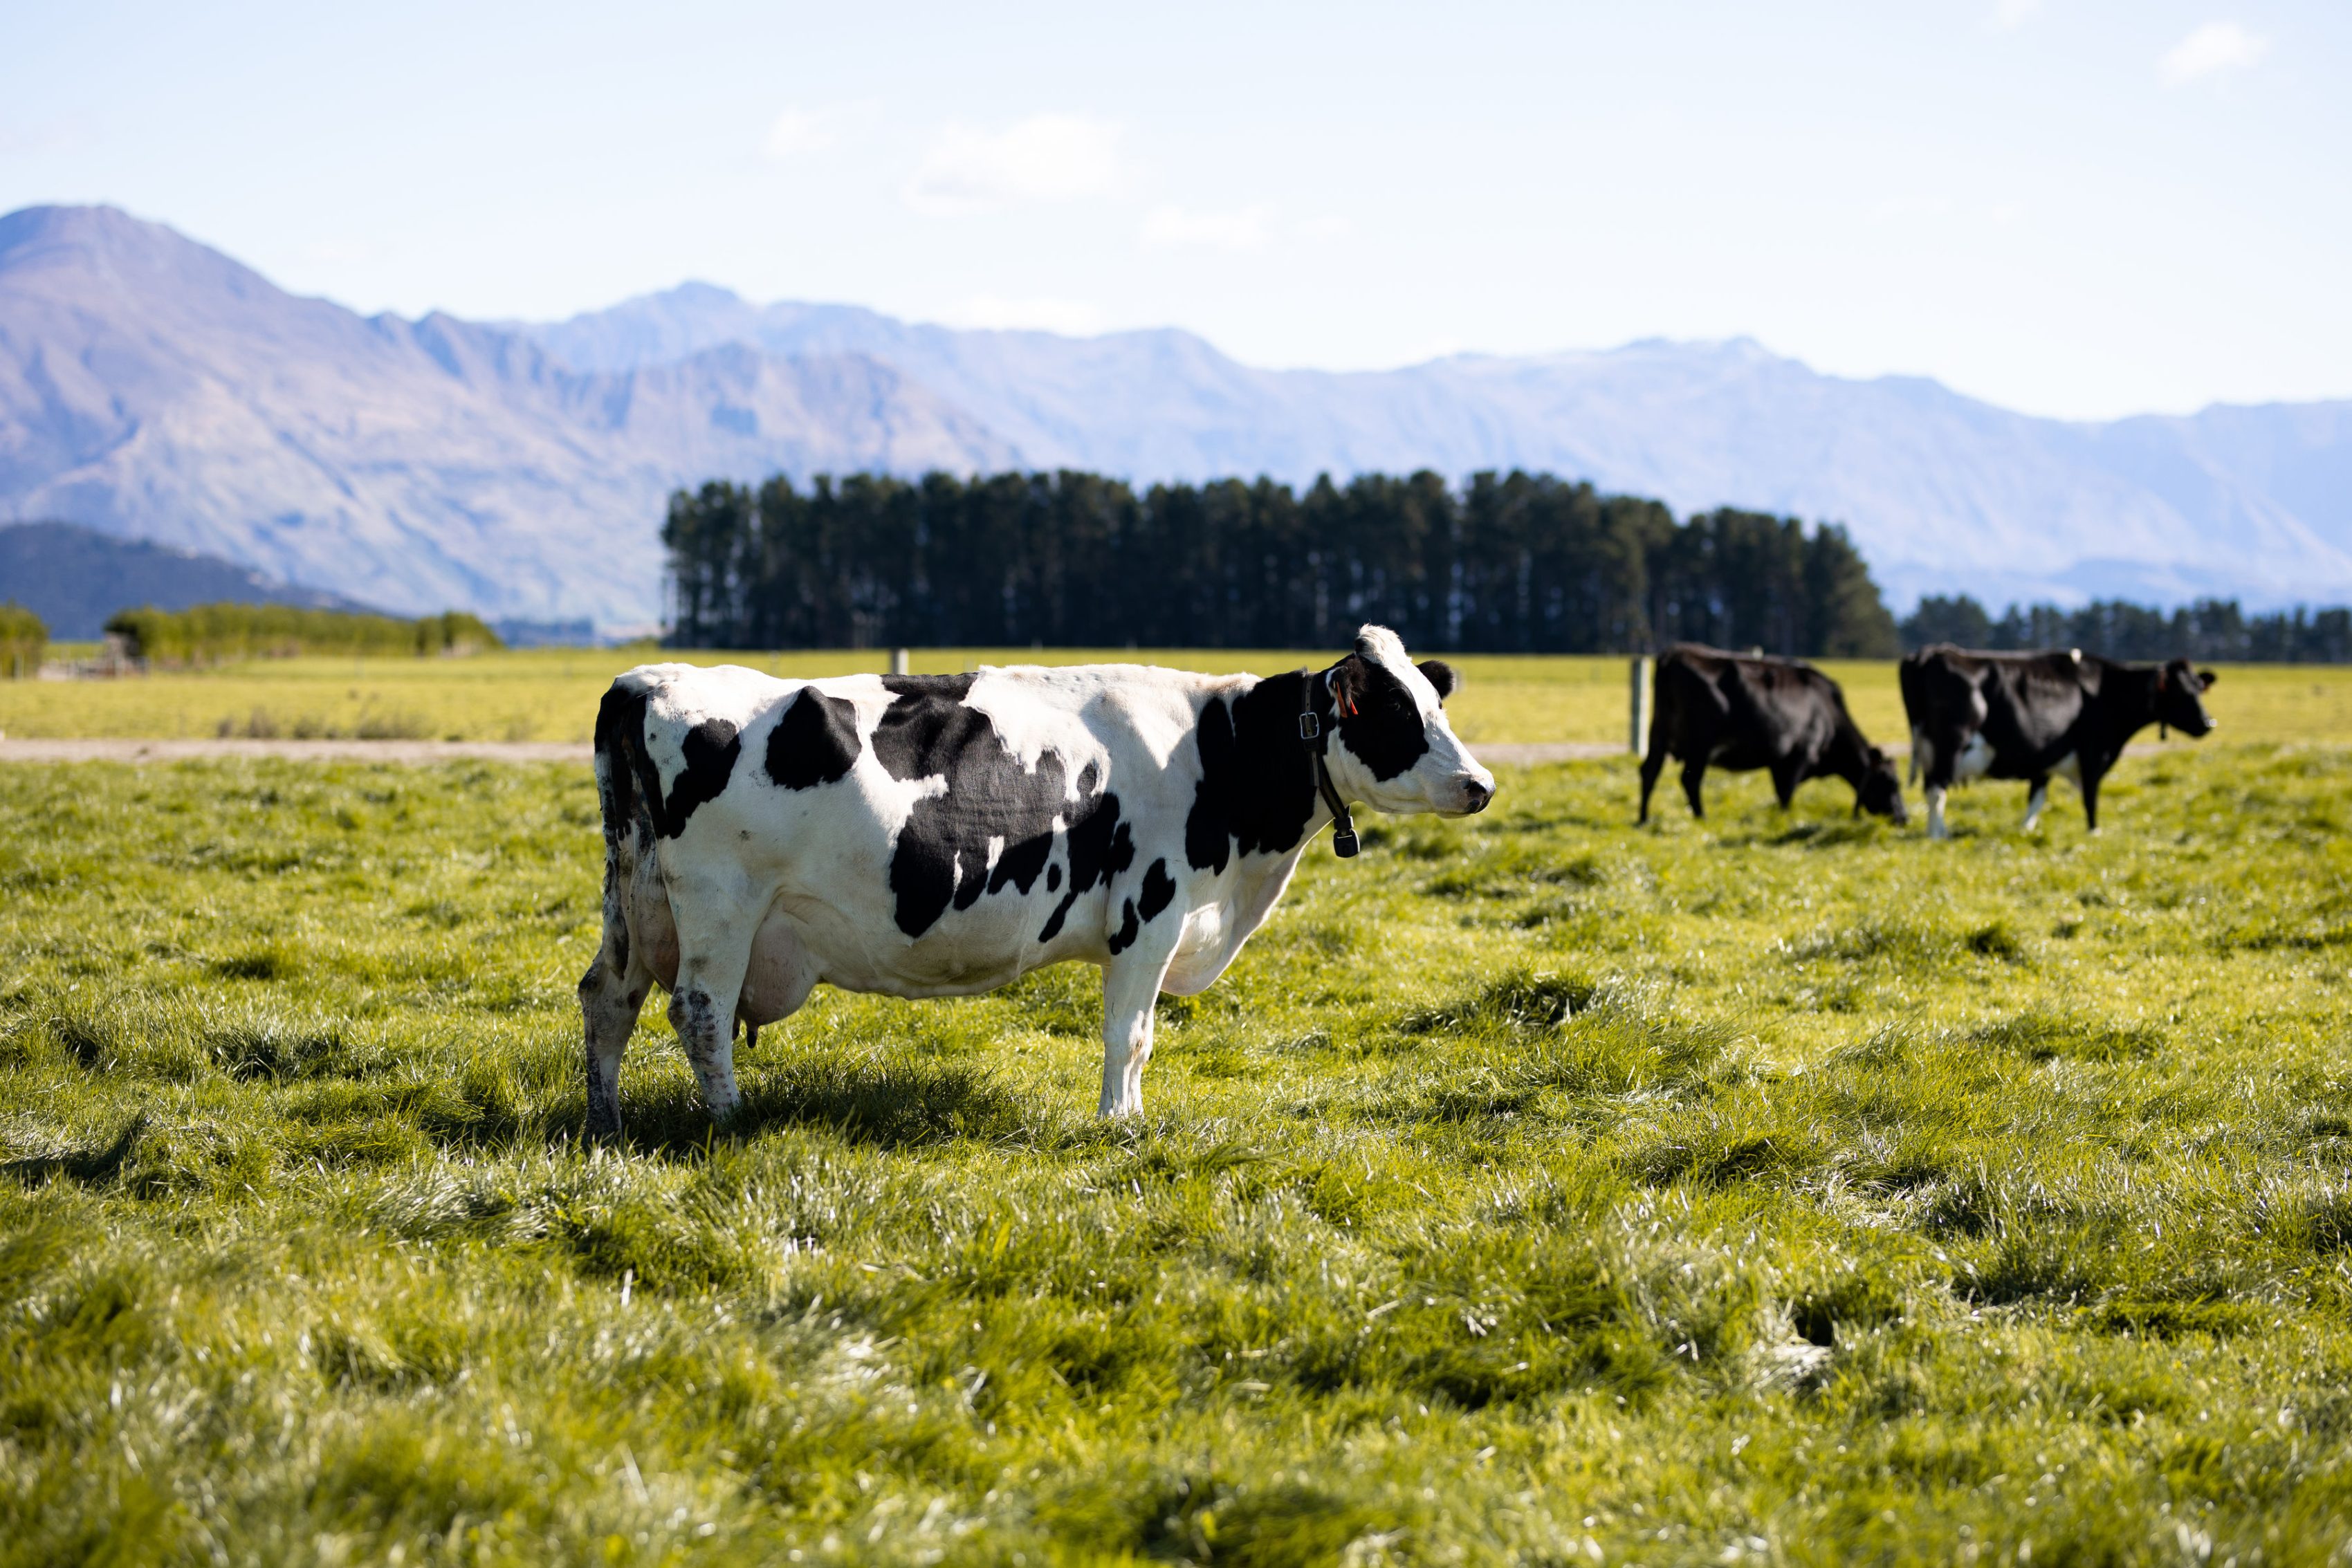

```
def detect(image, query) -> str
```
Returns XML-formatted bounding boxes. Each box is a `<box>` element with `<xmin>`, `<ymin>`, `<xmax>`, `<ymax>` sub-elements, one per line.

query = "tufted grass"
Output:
<box><xmin>5</xmin><ymin>744</ymin><xmax>2352</xmax><ymax>1562</ymax></box>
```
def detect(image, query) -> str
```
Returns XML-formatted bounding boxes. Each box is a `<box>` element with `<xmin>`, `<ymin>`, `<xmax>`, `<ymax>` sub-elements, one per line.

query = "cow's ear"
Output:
<box><xmin>2198</xmin><ymin>668</ymin><xmax>2218</xmax><ymax>688</ymax></box>
<box><xmin>1417</xmin><ymin>659</ymin><xmax>1459</xmax><ymax>701</ymax></box>
<box><xmin>1328</xmin><ymin>656</ymin><xmax>1370</xmax><ymax>718</ymax></box>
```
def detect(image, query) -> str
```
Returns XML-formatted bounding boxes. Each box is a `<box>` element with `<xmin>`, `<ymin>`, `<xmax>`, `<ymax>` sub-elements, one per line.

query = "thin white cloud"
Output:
<box><xmin>763</xmin><ymin>109</ymin><xmax>836</xmax><ymax>161</ymax></box>
<box><xmin>1140</xmin><ymin>203</ymin><xmax>1275</xmax><ymax>252</ymax></box>
<box><xmin>906</xmin><ymin>114</ymin><xmax>1123</xmax><ymax>214</ymax></box>
<box><xmin>940</xmin><ymin>295</ymin><xmax>1108</xmax><ymax>335</ymax></box>
<box><xmin>1991</xmin><ymin>0</ymin><xmax>2041</xmax><ymax>30</ymax></box>
<box><xmin>1873</xmin><ymin>194</ymin><xmax>1956</xmax><ymax>220</ymax></box>
<box><xmin>2160</xmin><ymin>21</ymin><xmax>2269</xmax><ymax>85</ymax></box>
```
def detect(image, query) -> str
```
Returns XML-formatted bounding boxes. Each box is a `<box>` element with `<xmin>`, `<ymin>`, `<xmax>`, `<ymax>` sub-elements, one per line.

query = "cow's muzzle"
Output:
<box><xmin>1456</xmin><ymin>776</ymin><xmax>1494</xmax><ymax>815</ymax></box>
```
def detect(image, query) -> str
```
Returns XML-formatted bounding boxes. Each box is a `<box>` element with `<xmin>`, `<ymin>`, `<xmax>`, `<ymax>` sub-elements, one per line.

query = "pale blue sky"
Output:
<box><xmin>3</xmin><ymin>1</ymin><xmax>2343</xmax><ymax>419</ymax></box>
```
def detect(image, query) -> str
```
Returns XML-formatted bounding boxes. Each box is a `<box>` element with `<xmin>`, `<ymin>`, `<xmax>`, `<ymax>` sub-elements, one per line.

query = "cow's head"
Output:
<box><xmin>2156</xmin><ymin>660</ymin><xmax>2218</xmax><ymax>738</ymax></box>
<box><xmin>1323</xmin><ymin>626</ymin><xmax>1495</xmax><ymax>817</ymax></box>
<box><xmin>1853</xmin><ymin>745</ymin><xmax>1909</xmax><ymax>824</ymax></box>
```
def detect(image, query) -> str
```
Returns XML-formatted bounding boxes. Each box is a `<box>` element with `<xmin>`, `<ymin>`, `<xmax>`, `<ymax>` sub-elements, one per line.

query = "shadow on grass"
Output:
<box><xmin>616</xmin><ymin>1057</ymin><xmax>1032</xmax><ymax>1156</ymax></box>
<box><xmin>3</xmin><ymin>1116</ymin><xmax>145</xmax><ymax>1188</ymax></box>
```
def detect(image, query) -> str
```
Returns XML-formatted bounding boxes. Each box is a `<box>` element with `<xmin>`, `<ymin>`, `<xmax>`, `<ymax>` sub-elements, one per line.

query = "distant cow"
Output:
<box><xmin>579</xmin><ymin>627</ymin><xmax>1494</xmax><ymax>1134</ymax></box>
<box><xmin>1899</xmin><ymin>645</ymin><xmax>2216</xmax><ymax>837</ymax></box>
<box><xmin>1637</xmin><ymin>644</ymin><xmax>1907</xmax><ymax>824</ymax></box>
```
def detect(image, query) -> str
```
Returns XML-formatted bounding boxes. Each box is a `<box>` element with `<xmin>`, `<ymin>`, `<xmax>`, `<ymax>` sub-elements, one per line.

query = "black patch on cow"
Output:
<box><xmin>766</xmin><ymin>686</ymin><xmax>862</xmax><ymax>790</ymax></box>
<box><xmin>1185</xmin><ymin>672</ymin><xmax>1319</xmax><ymax>874</ymax></box>
<box><xmin>1333</xmin><ymin>653</ymin><xmax>1432</xmax><ymax>782</ymax></box>
<box><xmin>594</xmin><ymin>682</ymin><xmax>738</xmax><ymax>842</ymax></box>
<box><xmin>869</xmin><ymin>674</ymin><xmax>1128</xmax><ymax>940</ymax></box>
<box><xmin>660</xmin><ymin>719</ymin><xmax>742</xmax><ymax>837</ymax></box>
<box><xmin>1107</xmin><ymin>898</ymin><xmax>1140</xmax><ymax>955</ymax></box>
<box><xmin>1047</xmin><ymin>863</ymin><xmax>1063</xmax><ymax>892</ymax></box>
<box><xmin>1138</xmin><ymin>858</ymin><xmax>1177</xmax><ymax>922</ymax></box>
<box><xmin>1038</xmin><ymin>778</ymin><xmax>1135</xmax><ymax>943</ymax></box>
<box><xmin>883</xmin><ymin>671</ymin><xmax>976</xmax><ymax>703</ymax></box>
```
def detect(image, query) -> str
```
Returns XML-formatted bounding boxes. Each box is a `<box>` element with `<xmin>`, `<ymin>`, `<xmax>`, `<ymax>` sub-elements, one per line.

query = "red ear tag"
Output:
<box><xmin>1339</xmin><ymin>691</ymin><xmax>1357</xmax><ymax>718</ymax></box>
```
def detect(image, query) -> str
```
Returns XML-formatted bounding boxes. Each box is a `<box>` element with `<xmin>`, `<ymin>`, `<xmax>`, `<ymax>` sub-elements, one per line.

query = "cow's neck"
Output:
<box><xmin>2098</xmin><ymin>663</ymin><xmax>2166</xmax><ymax>748</ymax></box>
<box><xmin>1819</xmin><ymin>709</ymin><xmax>1878</xmax><ymax>791</ymax></box>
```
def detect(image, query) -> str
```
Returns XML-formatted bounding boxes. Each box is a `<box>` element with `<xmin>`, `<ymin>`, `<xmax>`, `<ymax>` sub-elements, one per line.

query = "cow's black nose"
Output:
<box><xmin>1461</xmin><ymin>778</ymin><xmax>1491</xmax><ymax>813</ymax></box>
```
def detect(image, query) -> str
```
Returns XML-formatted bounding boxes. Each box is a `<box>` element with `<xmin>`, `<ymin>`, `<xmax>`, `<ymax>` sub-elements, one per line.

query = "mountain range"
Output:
<box><xmin>4</xmin><ymin>203</ymin><xmax>2346</xmax><ymax>627</ymax></box>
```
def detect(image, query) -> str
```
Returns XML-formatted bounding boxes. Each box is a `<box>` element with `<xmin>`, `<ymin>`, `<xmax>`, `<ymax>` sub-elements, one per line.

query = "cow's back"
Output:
<box><xmin>594</xmin><ymin>660</ymin><xmax>1222</xmax><ymax>1000</ymax></box>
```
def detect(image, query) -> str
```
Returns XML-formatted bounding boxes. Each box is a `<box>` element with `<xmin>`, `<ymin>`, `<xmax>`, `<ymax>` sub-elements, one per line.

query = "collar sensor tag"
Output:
<box><xmin>1298</xmin><ymin>667</ymin><xmax>1359</xmax><ymax>858</ymax></box>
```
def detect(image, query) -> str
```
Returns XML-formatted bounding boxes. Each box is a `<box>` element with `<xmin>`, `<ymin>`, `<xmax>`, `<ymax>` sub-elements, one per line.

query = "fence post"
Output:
<box><xmin>1629</xmin><ymin>655</ymin><xmax>1652</xmax><ymax>756</ymax></box>
<box><xmin>890</xmin><ymin>647</ymin><xmax>910</xmax><ymax>676</ymax></box>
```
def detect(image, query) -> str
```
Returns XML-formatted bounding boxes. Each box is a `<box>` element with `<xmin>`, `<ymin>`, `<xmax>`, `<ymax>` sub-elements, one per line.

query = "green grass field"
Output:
<box><xmin>9</xmin><ymin>647</ymin><xmax>2352</xmax><ymax>748</ymax></box>
<box><xmin>6</xmin><ymin>707</ymin><xmax>2352</xmax><ymax>1561</ymax></box>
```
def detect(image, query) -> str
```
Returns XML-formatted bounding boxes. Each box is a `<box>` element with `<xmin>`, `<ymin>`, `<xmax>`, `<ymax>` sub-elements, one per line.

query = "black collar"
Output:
<box><xmin>1296</xmin><ymin>670</ymin><xmax>1359</xmax><ymax>857</ymax></box>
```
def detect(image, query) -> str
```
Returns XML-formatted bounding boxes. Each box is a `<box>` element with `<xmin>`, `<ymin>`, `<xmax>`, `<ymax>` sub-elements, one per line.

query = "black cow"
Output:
<box><xmin>1637</xmin><ymin>644</ymin><xmax>1907</xmax><ymax>824</ymax></box>
<box><xmin>1899</xmin><ymin>645</ymin><xmax>2216</xmax><ymax>837</ymax></box>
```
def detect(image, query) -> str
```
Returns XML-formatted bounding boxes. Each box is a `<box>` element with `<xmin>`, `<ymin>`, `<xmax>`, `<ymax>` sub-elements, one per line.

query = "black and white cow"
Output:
<box><xmin>578</xmin><ymin>627</ymin><xmax>1494</xmax><ymax>1134</ymax></box>
<box><xmin>1899</xmin><ymin>645</ymin><xmax>2217</xmax><ymax>838</ymax></box>
<box><xmin>1637</xmin><ymin>644</ymin><xmax>1907</xmax><ymax>825</ymax></box>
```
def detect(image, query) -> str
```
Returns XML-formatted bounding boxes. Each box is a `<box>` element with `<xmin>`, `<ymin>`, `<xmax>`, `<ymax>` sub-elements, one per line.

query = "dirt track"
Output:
<box><xmin>0</xmin><ymin>738</ymin><xmax>1626</xmax><ymax>767</ymax></box>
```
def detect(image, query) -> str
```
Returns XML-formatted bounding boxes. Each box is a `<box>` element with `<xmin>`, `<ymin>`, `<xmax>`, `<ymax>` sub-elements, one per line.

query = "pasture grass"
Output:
<box><xmin>6</xmin><ymin>647</ymin><xmax>2352</xmax><ymax>748</ymax></box>
<box><xmin>5</xmin><ymin>744</ymin><xmax>2352</xmax><ymax>1562</ymax></box>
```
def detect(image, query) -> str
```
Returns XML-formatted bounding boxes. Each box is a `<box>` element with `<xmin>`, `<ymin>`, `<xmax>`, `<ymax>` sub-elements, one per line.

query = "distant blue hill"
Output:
<box><xmin>529</xmin><ymin>282</ymin><xmax>2352</xmax><ymax>614</ymax></box>
<box><xmin>4</xmin><ymin>202</ymin><xmax>2349</xmax><ymax>623</ymax></box>
<box><xmin>0</xmin><ymin>521</ymin><xmax>372</xmax><ymax>639</ymax></box>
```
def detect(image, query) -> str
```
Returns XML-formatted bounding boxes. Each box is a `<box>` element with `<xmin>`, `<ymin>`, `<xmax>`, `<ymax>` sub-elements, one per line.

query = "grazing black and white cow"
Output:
<box><xmin>1899</xmin><ymin>645</ymin><xmax>2217</xmax><ymax>838</ymax></box>
<box><xmin>1637</xmin><ymin>644</ymin><xmax>1907</xmax><ymax>825</ymax></box>
<box><xmin>578</xmin><ymin>627</ymin><xmax>1494</xmax><ymax>1134</ymax></box>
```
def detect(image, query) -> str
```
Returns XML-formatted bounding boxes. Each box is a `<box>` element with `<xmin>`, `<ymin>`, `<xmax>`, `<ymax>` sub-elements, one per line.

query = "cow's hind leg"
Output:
<box><xmin>665</xmin><ymin>892</ymin><xmax>763</xmax><ymax>1125</ymax></box>
<box><xmin>1925</xmin><ymin>785</ymin><xmax>1950</xmax><ymax>840</ymax></box>
<box><xmin>579</xmin><ymin>939</ymin><xmax>651</xmax><ymax>1142</ymax></box>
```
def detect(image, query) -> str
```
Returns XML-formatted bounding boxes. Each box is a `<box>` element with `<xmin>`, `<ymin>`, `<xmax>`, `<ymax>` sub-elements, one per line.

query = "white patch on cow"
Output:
<box><xmin>1951</xmin><ymin>732</ymin><xmax>1995</xmax><ymax>782</ymax></box>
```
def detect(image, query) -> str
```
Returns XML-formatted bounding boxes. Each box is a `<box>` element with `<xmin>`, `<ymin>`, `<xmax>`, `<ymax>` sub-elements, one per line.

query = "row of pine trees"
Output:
<box><xmin>662</xmin><ymin>469</ymin><xmax>1902</xmax><ymax>657</ymax></box>
<box><xmin>1900</xmin><ymin>595</ymin><xmax>2352</xmax><ymax>664</ymax></box>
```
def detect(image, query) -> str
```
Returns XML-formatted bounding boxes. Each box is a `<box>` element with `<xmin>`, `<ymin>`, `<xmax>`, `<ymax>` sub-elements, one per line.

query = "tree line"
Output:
<box><xmin>0</xmin><ymin>603</ymin><xmax>42</xmax><ymax>679</ymax></box>
<box><xmin>662</xmin><ymin>468</ymin><xmax>1902</xmax><ymax>657</ymax></box>
<box><xmin>105</xmin><ymin>605</ymin><xmax>502</xmax><ymax>665</ymax></box>
<box><xmin>1900</xmin><ymin>596</ymin><xmax>2352</xmax><ymax>664</ymax></box>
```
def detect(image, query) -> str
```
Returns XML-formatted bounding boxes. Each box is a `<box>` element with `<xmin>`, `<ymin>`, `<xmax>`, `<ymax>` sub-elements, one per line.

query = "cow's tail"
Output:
<box><xmin>588</xmin><ymin>679</ymin><xmax>661</xmax><ymax>982</ymax></box>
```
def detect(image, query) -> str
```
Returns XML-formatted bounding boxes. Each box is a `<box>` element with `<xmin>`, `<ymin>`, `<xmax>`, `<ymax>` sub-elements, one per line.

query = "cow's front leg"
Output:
<box><xmin>1680</xmin><ymin>759</ymin><xmax>1709</xmax><ymax>820</ymax></box>
<box><xmin>1098</xmin><ymin>937</ymin><xmax>1180</xmax><ymax>1118</ymax></box>
<box><xmin>2023</xmin><ymin>775</ymin><xmax>2050</xmax><ymax>832</ymax></box>
<box><xmin>1770</xmin><ymin>757</ymin><xmax>1806</xmax><ymax>811</ymax></box>
<box><xmin>1637</xmin><ymin>744</ymin><xmax>1667</xmax><ymax>824</ymax></box>
<box><xmin>1925</xmin><ymin>785</ymin><xmax>1950</xmax><ymax>840</ymax></box>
